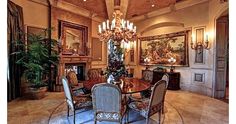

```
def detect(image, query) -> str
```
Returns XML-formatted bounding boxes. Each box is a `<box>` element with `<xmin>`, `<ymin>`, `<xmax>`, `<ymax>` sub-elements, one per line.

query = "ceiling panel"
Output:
<box><xmin>126</xmin><ymin>0</ymin><xmax>184</xmax><ymax>19</ymax></box>
<box><xmin>63</xmin><ymin>0</ymin><xmax>108</xmax><ymax>18</ymax></box>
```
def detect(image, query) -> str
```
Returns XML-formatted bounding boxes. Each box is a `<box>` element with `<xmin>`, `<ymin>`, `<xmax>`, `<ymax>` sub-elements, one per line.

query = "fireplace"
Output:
<box><xmin>55</xmin><ymin>55</ymin><xmax>91</xmax><ymax>91</ymax></box>
<box><xmin>65</xmin><ymin>63</ymin><xmax>86</xmax><ymax>81</ymax></box>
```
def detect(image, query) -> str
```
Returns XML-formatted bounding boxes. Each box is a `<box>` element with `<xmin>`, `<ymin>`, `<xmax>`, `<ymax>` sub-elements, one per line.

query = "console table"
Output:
<box><xmin>153</xmin><ymin>71</ymin><xmax>180</xmax><ymax>90</ymax></box>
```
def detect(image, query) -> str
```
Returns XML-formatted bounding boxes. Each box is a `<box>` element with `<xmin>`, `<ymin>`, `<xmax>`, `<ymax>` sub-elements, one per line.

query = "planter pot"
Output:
<box><xmin>26</xmin><ymin>86</ymin><xmax>47</xmax><ymax>100</ymax></box>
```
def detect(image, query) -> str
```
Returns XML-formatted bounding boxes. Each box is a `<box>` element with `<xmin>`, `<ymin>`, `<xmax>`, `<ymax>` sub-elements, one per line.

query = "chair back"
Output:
<box><xmin>92</xmin><ymin>83</ymin><xmax>122</xmax><ymax>121</ymax></box>
<box><xmin>88</xmin><ymin>68</ymin><xmax>102</xmax><ymax>80</ymax></box>
<box><xmin>62</xmin><ymin>76</ymin><xmax>74</xmax><ymax>111</ymax></box>
<box><xmin>142</xmin><ymin>70</ymin><xmax>153</xmax><ymax>82</ymax></box>
<box><xmin>161</xmin><ymin>74</ymin><xmax>169</xmax><ymax>88</ymax></box>
<box><xmin>148</xmin><ymin>80</ymin><xmax>167</xmax><ymax>116</ymax></box>
<box><xmin>67</xmin><ymin>71</ymin><xmax>83</xmax><ymax>88</ymax></box>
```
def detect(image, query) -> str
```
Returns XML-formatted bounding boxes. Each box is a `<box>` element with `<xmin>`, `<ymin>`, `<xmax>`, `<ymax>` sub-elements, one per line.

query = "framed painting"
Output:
<box><xmin>139</xmin><ymin>30</ymin><xmax>189</xmax><ymax>66</ymax></box>
<box><xmin>26</xmin><ymin>26</ymin><xmax>47</xmax><ymax>40</ymax></box>
<box><xmin>59</xmin><ymin>20</ymin><xmax>88</xmax><ymax>56</ymax></box>
<box><xmin>92</xmin><ymin>37</ymin><xmax>102</xmax><ymax>61</ymax></box>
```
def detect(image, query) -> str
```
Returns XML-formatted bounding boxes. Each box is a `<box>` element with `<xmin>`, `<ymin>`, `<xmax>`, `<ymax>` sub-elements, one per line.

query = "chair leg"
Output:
<box><xmin>94</xmin><ymin>113</ymin><xmax>97</xmax><ymax>124</ymax></box>
<box><xmin>162</xmin><ymin>102</ymin><xmax>164</xmax><ymax>114</ymax></box>
<box><xmin>67</xmin><ymin>105</ymin><xmax>70</xmax><ymax>117</ymax></box>
<box><xmin>145</xmin><ymin>118</ymin><xmax>149</xmax><ymax>124</ymax></box>
<box><xmin>127</xmin><ymin>108</ymin><xmax>129</xmax><ymax>123</ymax></box>
<box><xmin>73</xmin><ymin>110</ymin><xmax>76</xmax><ymax>124</ymax></box>
<box><xmin>94</xmin><ymin>120</ymin><xmax>96</xmax><ymax>124</ymax></box>
<box><xmin>158</xmin><ymin>110</ymin><xmax>161</xmax><ymax>124</ymax></box>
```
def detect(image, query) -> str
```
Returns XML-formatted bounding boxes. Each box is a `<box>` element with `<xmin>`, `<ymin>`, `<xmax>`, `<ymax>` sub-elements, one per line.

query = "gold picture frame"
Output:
<box><xmin>139</xmin><ymin>30</ymin><xmax>189</xmax><ymax>66</ymax></box>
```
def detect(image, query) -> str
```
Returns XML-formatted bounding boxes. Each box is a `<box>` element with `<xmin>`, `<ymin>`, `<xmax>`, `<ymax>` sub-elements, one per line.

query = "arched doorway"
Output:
<box><xmin>214</xmin><ymin>11</ymin><xmax>229</xmax><ymax>100</ymax></box>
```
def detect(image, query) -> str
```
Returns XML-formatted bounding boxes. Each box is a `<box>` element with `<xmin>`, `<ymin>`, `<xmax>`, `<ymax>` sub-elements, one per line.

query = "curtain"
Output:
<box><xmin>7</xmin><ymin>1</ymin><xmax>24</xmax><ymax>101</ymax></box>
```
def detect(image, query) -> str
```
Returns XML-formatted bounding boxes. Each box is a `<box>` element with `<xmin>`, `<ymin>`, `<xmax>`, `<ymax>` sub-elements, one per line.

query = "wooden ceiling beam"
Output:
<box><xmin>120</xmin><ymin>0</ymin><xmax>129</xmax><ymax>19</ymax></box>
<box><xmin>105</xmin><ymin>0</ymin><xmax>114</xmax><ymax>20</ymax></box>
<box><xmin>54</xmin><ymin>0</ymin><xmax>104</xmax><ymax>22</ymax></box>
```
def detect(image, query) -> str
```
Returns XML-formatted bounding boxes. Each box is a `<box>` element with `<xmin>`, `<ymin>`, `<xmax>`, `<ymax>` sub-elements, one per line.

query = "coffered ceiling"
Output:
<box><xmin>126</xmin><ymin>0</ymin><xmax>183</xmax><ymax>19</ymax></box>
<box><xmin>61</xmin><ymin>0</ymin><xmax>185</xmax><ymax>19</ymax></box>
<box><xmin>63</xmin><ymin>0</ymin><xmax>108</xmax><ymax>18</ymax></box>
<box><xmin>49</xmin><ymin>0</ymin><xmax>206</xmax><ymax>21</ymax></box>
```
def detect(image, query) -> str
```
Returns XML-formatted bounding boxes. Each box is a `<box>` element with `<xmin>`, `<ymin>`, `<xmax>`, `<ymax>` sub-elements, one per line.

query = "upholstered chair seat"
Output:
<box><xmin>128</xmin><ymin>80</ymin><xmax>167</xmax><ymax>124</ymax></box>
<box><xmin>128</xmin><ymin>98</ymin><xmax>149</xmax><ymax>117</ymax></box>
<box><xmin>73</xmin><ymin>96</ymin><xmax>92</xmax><ymax>109</ymax></box>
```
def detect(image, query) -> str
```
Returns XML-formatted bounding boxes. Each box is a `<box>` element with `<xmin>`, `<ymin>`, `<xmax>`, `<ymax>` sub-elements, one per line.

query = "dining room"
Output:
<box><xmin>6</xmin><ymin>0</ymin><xmax>230</xmax><ymax>124</ymax></box>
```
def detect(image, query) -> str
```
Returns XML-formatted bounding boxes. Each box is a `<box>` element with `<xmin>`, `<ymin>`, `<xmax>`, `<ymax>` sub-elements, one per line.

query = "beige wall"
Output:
<box><xmin>91</xmin><ymin>20</ymin><xmax>107</xmax><ymax>69</ymax></box>
<box><xmin>132</xmin><ymin>1</ymin><xmax>228</xmax><ymax>97</ymax></box>
<box><xmin>11</xmin><ymin>0</ymin><xmax>49</xmax><ymax>29</ymax></box>
<box><xmin>135</xmin><ymin>1</ymin><xmax>212</xmax><ymax>96</ymax></box>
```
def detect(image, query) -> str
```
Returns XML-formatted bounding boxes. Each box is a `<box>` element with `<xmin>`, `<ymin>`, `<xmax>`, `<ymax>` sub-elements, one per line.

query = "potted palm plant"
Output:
<box><xmin>14</xmin><ymin>31</ymin><xmax>59</xmax><ymax>99</ymax></box>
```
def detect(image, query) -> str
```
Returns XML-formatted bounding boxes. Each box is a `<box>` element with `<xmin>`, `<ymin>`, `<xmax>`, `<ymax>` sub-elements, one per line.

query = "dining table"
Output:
<box><xmin>83</xmin><ymin>77</ymin><xmax>151</xmax><ymax>94</ymax></box>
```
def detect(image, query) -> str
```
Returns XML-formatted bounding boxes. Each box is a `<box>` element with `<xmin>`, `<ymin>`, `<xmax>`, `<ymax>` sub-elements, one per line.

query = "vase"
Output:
<box><xmin>107</xmin><ymin>75</ymin><xmax>114</xmax><ymax>84</ymax></box>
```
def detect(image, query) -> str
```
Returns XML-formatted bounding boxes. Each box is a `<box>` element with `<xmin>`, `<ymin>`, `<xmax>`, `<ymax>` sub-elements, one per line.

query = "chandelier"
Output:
<box><xmin>98</xmin><ymin>9</ymin><xmax>137</xmax><ymax>43</ymax></box>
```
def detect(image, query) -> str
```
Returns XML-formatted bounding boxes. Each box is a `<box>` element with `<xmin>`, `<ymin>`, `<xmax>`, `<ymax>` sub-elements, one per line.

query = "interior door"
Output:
<box><xmin>214</xmin><ymin>16</ymin><xmax>229</xmax><ymax>98</ymax></box>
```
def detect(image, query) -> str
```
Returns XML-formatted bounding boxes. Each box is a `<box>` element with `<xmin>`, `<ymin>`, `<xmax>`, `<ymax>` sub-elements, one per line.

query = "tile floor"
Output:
<box><xmin>8</xmin><ymin>90</ymin><xmax>228</xmax><ymax>124</ymax></box>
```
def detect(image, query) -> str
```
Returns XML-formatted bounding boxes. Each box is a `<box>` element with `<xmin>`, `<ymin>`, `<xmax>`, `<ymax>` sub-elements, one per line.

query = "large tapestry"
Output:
<box><xmin>140</xmin><ymin>30</ymin><xmax>189</xmax><ymax>66</ymax></box>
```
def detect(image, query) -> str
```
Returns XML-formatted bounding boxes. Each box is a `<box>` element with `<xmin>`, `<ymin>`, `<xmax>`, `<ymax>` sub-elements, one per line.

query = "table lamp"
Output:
<box><xmin>144</xmin><ymin>57</ymin><xmax>151</xmax><ymax>70</ymax></box>
<box><xmin>168</xmin><ymin>57</ymin><xmax>176</xmax><ymax>72</ymax></box>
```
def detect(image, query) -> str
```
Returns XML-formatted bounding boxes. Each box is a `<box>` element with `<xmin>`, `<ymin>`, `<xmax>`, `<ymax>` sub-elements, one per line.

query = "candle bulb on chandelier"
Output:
<box><xmin>111</xmin><ymin>19</ymin><xmax>115</xmax><ymax>29</ymax></box>
<box><xmin>106</xmin><ymin>20</ymin><xmax>109</xmax><ymax>29</ymax></box>
<box><xmin>127</xmin><ymin>21</ymin><xmax>129</xmax><ymax>29</ymax></box>
<box><xmin>133</xmin><ymin>26</ymin><xmax>136</xmax><ymax>33</ymax></box>
<box><xmin>98</xmin><ymin>25</ymin><xmax>102</xmax><ymax>33</ymax></box>
<box><xmin>130</xmin><ymin>23</ymin><xmax>133</xmax><ymax>30</ymax></box>
<box><xmin>102</xmin><ymin>22</ymin><xmax>106</xmax><ymax>30</ymax></box>
<box><xmin>123</xmin><ymin>20</ymin><xmax>126</xmax><ymax>29</ymax></box>
<box><xmin>121</xmin><ymin>19</ymin><xmax>124</xmax><ymax>28</ymax></box>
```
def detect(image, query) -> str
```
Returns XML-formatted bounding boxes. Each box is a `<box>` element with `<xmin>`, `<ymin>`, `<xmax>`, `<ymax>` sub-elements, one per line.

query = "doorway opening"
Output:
<box><xmin>215</xmin><ymin>14</ymin><xmax>229</xmax><ymax>102</ymax></box>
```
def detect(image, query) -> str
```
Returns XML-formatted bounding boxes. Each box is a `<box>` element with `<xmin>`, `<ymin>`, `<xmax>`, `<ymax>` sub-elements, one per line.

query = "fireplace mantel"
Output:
<box><xmin>55</xmin><ymin>54</ymin><xmax>92</xmax><ymax>91</ymax></box>
<box><xmin>60</xmin><ymin>55</ymin><xmax>92</xmax><ymax>63</ymax></box>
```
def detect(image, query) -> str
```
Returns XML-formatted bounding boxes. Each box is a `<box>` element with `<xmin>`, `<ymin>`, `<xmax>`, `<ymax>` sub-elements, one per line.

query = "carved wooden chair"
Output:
<box><xmin>82</xmin><ymin>68</ymin><xmax>106</xmax><ymax>92</ymax></box>
<box><xmin>129</xmin><ymin>70</ymin><xmax>153</xmax><ymax>101</ymax></box>
<box><xmin>128</xmin><ymin>80</ymin><xmax>167</xmax><ymax>124</ymax></box>
<box><xmin>87</xmin><ymin>68</ymin><xmax>103</xmax><ymax>81</ymax></box>
<box><xmin>66</xmin><ymin>71</ymin><xmax>90</xmax><ymax>97</ymax></box>
<box><xmin>61</xmin><ymin>76</ymin><xmax>92</xmax><ymax>124</ymax></box>
<box><xmin>92</xmin><ymin>83</ymin><xmax>127</xmax><ymax>124</ymax></box>
<box><xmin>161</xmin><ymin>73</ymin><xmax>169</xmax><ymax>89</ymax></box>
<box><xmin>161</xmin><ymin>73</ymin><xmax>169</xmax><ymax>113</ymax></box>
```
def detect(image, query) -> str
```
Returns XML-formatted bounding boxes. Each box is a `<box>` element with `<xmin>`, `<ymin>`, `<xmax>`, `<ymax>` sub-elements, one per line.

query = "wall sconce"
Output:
<box><xmin>191</xmin><ymin>32</ymin><xmax>210</xmax><ymax>51</ymax></box>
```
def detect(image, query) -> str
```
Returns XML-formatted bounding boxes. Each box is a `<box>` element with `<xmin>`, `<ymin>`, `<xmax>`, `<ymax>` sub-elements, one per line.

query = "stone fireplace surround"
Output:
<box><xmin>55</xmin><ymin>54</ymin><xmax>91</xmax><ymax>92</ymax></box>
